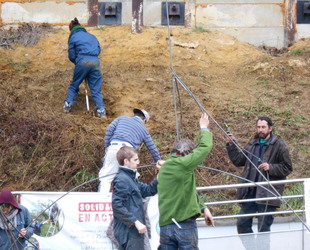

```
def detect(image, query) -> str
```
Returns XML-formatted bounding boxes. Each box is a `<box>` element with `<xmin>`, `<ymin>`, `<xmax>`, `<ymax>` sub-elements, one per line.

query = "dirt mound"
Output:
<box><xmin>0</xmin><ymin>25</ymin><xmax>309</xmax><ymax>192</ymax></box>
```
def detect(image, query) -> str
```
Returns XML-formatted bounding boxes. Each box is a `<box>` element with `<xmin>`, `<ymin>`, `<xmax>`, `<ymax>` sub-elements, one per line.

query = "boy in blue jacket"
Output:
<box><xmin>64</xmin><ymin>17</ymin><xmax>106</xmax><ymax>118</ymax></box>
<box><xmin>112</xmin><ymin>146</ymin><xmax>159</xmax><ymax>250</ymax></box>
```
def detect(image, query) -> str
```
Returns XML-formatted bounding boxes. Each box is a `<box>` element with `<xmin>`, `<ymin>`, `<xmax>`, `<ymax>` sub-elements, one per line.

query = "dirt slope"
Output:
<box><xmin>0</xmin><ymin>25</ymin><xmax>309</xmax><ymax>192</ymax></box>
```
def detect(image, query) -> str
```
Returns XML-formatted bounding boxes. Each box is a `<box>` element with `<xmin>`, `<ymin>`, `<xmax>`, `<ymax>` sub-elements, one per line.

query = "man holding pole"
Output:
<box><xmin>157</xmin><ymin>113</ymin><xmax>214</xmax><ymax>249</ymax></box>
<box><xmin>226</xmin><ymin>116</ymin><xmax>292</xmax><ymax>250</ymax></box>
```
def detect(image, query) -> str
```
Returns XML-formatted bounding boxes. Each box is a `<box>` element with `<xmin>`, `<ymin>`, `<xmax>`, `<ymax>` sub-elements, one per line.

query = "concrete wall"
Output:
<box><xmin>0</xmin><ymin>1</ymin><xmax>88</xmax><ymax>25</ymax></box>
<box><xmin>297</xmin><ymin>24</ymin><xmax>310</xmax><ymax>39</ymax></box>
<box><xmin>0</xmin><ymin>0</ymin><xmax>308</xmax><ymax>48</ymax></box>
<box><xmin>189</xmin><ymin>0</ymin><xmax>290</xmax><ymax>48</ymax></box>
<box><xmin>143</xmin><ymin>0</ymin><xmax>162</xmax><ymax>27</ymax></box>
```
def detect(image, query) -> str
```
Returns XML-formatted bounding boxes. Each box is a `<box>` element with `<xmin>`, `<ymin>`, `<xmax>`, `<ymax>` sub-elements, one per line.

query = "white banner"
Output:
<box><xmin>16</xmin><ymin>192</ymin><xmax>160</xmax><ymax>250</ymax></box>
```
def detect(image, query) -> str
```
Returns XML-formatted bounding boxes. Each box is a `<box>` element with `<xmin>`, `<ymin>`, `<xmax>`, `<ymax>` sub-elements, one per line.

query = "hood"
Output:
<box><xmin>0</xmin><ymin>189</ymin><xmax>21</xmax><ymax>211</ymax></box>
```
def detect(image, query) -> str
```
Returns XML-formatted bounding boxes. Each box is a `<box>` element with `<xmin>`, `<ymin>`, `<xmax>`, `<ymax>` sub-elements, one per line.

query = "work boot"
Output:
<box><xmin>63</xmin><ymin>101</ymin><xmax>72</xmax><ymax>112</ymax></box>
<box><xmin>97</xmin><ymin>108</ymin><xmax>107</xmax><ymax>118</ymax></box>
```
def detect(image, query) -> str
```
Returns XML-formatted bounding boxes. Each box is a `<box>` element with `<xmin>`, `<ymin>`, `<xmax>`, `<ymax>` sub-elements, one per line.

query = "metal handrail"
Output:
<box><xmin>196</xmin><ymin>178</ymin><xmax>306</xmax><ymax>222</ymax></box>
<box><xmin>205</xmin><ymin>195</ymin><xmax>304</xmax><ymax>206</ymax></box>
<box><xmin>197</xmin><ymin>179</ymin><xmax>308</xmax><ymax>249</ymax></box>
<box><xmin>197</xmin><ymin>178</ymin><xmax>306</xmax><ymax>191</ymax></box>
<box><xmin>197</xmin><ymin>210</ymin><xmax>304</xmax><ymax>221</ymax></box>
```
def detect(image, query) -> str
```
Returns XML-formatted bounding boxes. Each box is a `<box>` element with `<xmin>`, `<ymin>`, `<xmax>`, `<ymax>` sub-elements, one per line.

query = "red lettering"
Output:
<box><xmin>101</xmin><ymin>214</ymin><xmax>107</xmax><ymax>222</ymax></box>
<box><xmin>95</xmin><ymin>214</ymin><xmax>99</xmax><ymax>222</ymax></box>
<box><xmin>78</xmin><ymin>213</ymin><xmax>91</xmax><ymax>222</ymax></box>
<box><xmin>78</xmin><ymin>202</ymin><xmax>112</xmax><ymax>212</ymax></box>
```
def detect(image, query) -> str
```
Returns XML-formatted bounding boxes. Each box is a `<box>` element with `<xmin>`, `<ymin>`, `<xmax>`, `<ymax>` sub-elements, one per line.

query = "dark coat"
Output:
<box><xmin>227</xmin><ymin>135</ymin><xmax>293</xmax><ymax>207</ymax></box>
<box><xmin>112</xmin><ymin>167</ymin><xmax>158</xmax><ymax>247</ymax></box>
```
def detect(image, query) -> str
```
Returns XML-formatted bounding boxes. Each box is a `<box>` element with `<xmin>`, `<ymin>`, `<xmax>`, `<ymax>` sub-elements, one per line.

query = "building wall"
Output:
<box><xmin>191</xmin><ymin>0</ymin><xmax>290</xmax><ymax>48</ymax></box>
<box><xmin>0</xmin><ymin>0</ymin><xmax>307</xmax><ymax>48</ymax></box>
<box><xmin>0</xmin><ymin>1</ymin><xmax>88</xmax><ymax>25</ymax></box>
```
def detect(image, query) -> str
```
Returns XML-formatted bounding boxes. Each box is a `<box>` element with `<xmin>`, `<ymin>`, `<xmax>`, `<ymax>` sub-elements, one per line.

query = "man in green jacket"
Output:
<box><xmin>157</xmin><ymin>113</ymin><xmax>214</xmax><ymax>249</ymax></box>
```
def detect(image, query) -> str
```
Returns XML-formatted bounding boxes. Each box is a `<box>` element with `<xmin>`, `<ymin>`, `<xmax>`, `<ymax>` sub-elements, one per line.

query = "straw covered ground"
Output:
<box><xmin>0</xmin><ymin>25</ymin><xmax>309</xmax><ymax>203</ymax></box>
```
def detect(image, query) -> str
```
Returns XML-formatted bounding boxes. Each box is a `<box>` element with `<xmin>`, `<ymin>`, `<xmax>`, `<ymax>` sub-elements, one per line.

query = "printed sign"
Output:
<box><xmin>16</xmin><ymin>192</ymin><xmax>160</xmax><ymax>250</ymax></box>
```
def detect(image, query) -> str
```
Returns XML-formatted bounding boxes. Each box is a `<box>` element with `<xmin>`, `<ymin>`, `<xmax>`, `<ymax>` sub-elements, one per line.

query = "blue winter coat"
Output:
<box><xmin>112</xmin><ymin>167</ymin><xmax>158</xmax><ymax>246</ymax></box>
<box><xmin>68</xmin><ymin>27</ymin><xmax>101</xmax><ymax>64</ymax></box>
<box><xmin>0</xmin><ymin>204</ymin><xmax>34</xmax><ymax>250</ymax></box>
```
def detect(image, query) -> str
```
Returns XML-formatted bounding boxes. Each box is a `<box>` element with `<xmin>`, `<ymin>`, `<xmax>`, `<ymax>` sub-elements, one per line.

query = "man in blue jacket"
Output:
<box><xmin>64</xmin><ymin>17</ymin><xmax>106</xmax><ymax>118</ymax></box>
<box><xmin>112</xmin><ymin>146</ymin><xmax>158</xmax><ymax>250</ymax></box>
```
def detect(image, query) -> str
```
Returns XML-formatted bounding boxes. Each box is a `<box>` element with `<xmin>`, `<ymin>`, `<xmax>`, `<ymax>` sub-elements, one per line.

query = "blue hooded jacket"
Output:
<box><xmin>68</xmin><ymin>27</ymin><xmax>101</xmax><ymax>64</ymax></box>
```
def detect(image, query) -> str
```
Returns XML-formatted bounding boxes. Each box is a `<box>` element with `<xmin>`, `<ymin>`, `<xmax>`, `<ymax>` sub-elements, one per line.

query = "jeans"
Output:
<box><xmin>65</xmin><ymin>57</ymin><xmax>105</xmax><ymax>110</ymax></box>
<box><xmin>237</xmin><ymin>202</ymin><xmax>276</xmax><ymax>250</ymax></box>
<box><xmin>158</xmin><ymin>218</ymin><xmax>198</xmax><ymax>250</ymax></box>
<box><xmin>237</xmin><ymin>202</ymin><xmax>276</xmax><ymax>233</ymax></box>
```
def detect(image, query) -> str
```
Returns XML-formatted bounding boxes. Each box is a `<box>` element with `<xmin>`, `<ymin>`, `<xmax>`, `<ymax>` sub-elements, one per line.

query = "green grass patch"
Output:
<box><xmin>73</xmin><ymin>169</ymin><xmax>97</xmax><ymax>184</ymax></box>
<box><xmin>289</xmin><ymin>49</ymin><xmax>303</xmax><ymax>55</ymax></box>
<box><xmin>298</xmin><ymin>81</ymin><xmax>308</xmax><ymax>86</ymax></box>
<box><xmin>200</xmin><ymin>192</ymin><xmax>240</xmax><ymax>216</ymax></box>
<box><xmin>94</xmin><ymin>26</ymin><xmax>106</xmax><ymax>31</ymax></box>
<box><xmin>281</xmin><ymin>183</ymin><xmax>304</xmax><ymax>211</ymax></box>
<box><xmin>193</xmin><ymin>27</ymin><xmax>210</xmax><ymax>33</ymax></box>
<box><xmin>289</xmin><ymin>47</ymin><xmax>310</xmax><ymax>56</ymax></box>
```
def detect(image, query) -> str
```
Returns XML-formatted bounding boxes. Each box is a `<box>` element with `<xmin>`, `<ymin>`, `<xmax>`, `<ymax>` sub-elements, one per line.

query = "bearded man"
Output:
<box><xmin>226</xmin><ymin>116</ymin><xmax>292</xmax><ymax>249</ymax></box>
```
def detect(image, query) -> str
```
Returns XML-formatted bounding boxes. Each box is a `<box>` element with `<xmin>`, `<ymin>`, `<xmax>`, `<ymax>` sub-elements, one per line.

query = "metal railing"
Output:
<box><xmin>195</xmin><ymin>178</ymin><xmax>309</xmax><ymax>250</ymax></box>
<box><xmin>197</xmin><ymin>178</ymin><xmax>306</xmax><ymax>221</ymax></box>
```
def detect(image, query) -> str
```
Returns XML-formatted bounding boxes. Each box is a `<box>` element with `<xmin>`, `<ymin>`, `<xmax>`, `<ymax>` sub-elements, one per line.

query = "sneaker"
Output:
<box><xmin>97</xmin><ymin>108</ymin><xmax>107</xmax><ymax>118</ymax></box>
<box><xmin>63</xmin><ymin>101</ymin><xmax>72</xmax><ymax>112</ymax></box>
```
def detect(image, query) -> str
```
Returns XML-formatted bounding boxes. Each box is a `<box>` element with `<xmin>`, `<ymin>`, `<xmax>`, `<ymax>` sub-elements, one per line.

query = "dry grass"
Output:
<box><xmin>0</xmin><ymin>24</ymin><xmax>309</xmax><ymax>194</ymax></box>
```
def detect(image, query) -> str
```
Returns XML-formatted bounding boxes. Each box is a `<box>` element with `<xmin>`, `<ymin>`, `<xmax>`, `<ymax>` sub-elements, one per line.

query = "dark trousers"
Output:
<box><xmin>237</xmin><ymin>201</ymin><xmax>276</xmax><ymax>233</ymax></box>
<box><xmin>158</xmin><ymin>218</ymin><xmax>198</xmax><ymax>250</ymax></box>
<box><xmin>65</xmin><ymin>58</ymin><xmax>105</xmax><ymax>110</ymax></box>
<box><xmin>119</xmin><ymin>228</ymin><xmax>144</xmax><ymax>250</ymax></box>
<box><xmin>237</xmin><ymin>201</ymin><xmax>276</xmax><ymax>250</ymax></box>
